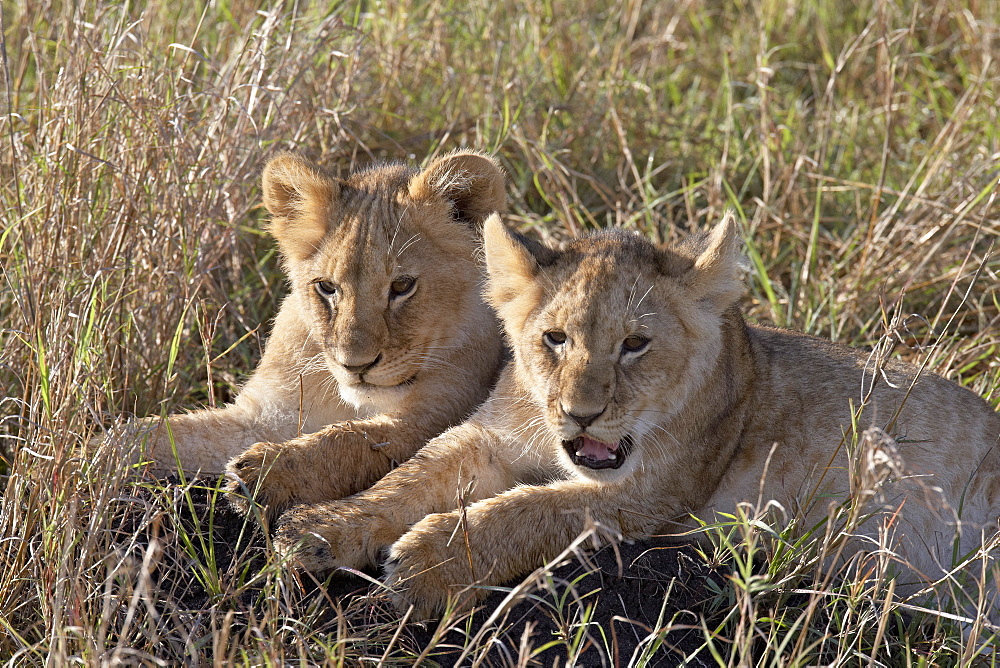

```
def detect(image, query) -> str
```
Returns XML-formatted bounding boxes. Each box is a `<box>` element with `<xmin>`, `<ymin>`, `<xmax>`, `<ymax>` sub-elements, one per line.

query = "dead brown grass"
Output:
<box><xmin>1</xmin><ymin>0</ymin><xmax>998</xmax><ymax>664</ymax></box>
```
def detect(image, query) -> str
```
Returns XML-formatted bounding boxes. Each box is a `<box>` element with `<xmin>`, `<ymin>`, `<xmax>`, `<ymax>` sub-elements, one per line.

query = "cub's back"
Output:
<box><xmin>750</xmin><ymin>323</ymin><xmax>1000</xmax><ymax>473</ymax></box>
<box><xmin>715</xmin><ymin>323</ymin><xmax>1000</xmax><ymax>552</ymax></box>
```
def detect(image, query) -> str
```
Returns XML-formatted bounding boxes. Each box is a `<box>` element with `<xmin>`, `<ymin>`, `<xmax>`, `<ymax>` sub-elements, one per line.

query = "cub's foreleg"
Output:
<box><xmin>227</xmin><ymin>361</ymin><xmax>502</xmax><ymax>515</ymax></box>
<box><xmin>227</xmin><ymin>416</ymin><xmax>413</xmax><ymax>516</ymax></box>
<box><xmin>103</xmin><ymin>399</ymin><xmax>307</xmax><ymax>475</ymax></box>
<box><xmin>384</xmin><ymin>479</ymin><xmax>677</xmax><ymax>618</ymax></box>
<box><xmin>270</xmin><ymin>423</ymin><xmax>514</xmax><ymax>572</ymax></box>
<box><xmin>140</xmin><ymin>406</ymin><xmax>285</xmax><ymax>472</ymax></box>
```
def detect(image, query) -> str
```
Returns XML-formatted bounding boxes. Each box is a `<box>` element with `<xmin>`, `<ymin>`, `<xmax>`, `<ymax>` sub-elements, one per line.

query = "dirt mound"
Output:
<box><xmin>405</xmin><ymin>536</ymin><xmax>724</xmax><ymax>666</ymax></box>
<box><xmin>139</xmin><ymin>477</ymin><xmax>724</xmax><ymax>665</ymax></box>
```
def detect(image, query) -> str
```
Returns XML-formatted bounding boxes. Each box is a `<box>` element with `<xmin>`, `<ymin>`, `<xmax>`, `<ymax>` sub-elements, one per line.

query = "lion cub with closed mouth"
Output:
<box><xmin>109</xmin><ymin>151</ymin><xmax>507</xmax><ymax>516</ymax></box>
<box><xmin>276</xmin><ymin>212</ymin><xmax>1000</xmax><ymax>619</ymax></box>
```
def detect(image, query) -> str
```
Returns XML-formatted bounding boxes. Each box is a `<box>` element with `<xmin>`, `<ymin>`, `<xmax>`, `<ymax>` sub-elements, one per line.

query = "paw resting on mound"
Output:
<box><xmin>274</xmin><ymin>502</ymin><xmax>484</xmax><ymax>620</ymax></box>
<box><xmin>225</xmin><ymin>419</ymin><xmax>444</xmax><ymax>521</ymax></box>
<box><xmin>382</xmin><ymin>510</ymin><xmax>481</xmax><ymax>619</ymax></box>
<box><xmin>225</xmin><ymin>440</ymin><xmax>299</xmax><ymax>519</ymax></box>
<box><xmin>271</xmin><ymin>502</ymin><xmax>373</xmax><ymax>573</ymax></box>
<box><xmin>263</xmin><ymin>429</ymin><xmax>520</xmax><ymax>615</ymax></box>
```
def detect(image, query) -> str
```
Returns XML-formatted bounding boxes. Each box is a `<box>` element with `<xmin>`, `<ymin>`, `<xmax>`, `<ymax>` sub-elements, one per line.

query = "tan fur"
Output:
<box><xmin>275</xmin><ymin>213</ymin><xmax>1000</xmax><ymax>618</ymax></box>
<box><xmin>119</xmin><ymin>151</ymin><xmax>506</xmax><ymax>513</ymax></box>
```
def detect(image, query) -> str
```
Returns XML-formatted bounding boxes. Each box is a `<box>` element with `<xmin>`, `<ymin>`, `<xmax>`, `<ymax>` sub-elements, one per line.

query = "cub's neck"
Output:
<box><xmin>671</xmin><ymin>307</ymin><xmax>758</xmax><ymax>448</ymax></box>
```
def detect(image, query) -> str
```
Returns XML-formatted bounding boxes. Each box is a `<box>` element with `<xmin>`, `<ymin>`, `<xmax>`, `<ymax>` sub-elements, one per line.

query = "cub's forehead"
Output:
<box><xmin>560</xmin><ymin>231</ymin><xmax>691</xmax><ymax>274</ymax></box>
<box><xmin>540</xmin><ymin>231</ymin><xmax>688</xmax><ymax>323</ymax></box>
<box><xmin>335</xmin><ymin>163</ymin><xmax>423</xmax><ymax>230</ymax></box>
<box><xmin>343</xmin><ymin>162</ymin><xmax>415</xmax><ymax>194</ymax></box>
<box><xmin>313</xmin><ymin>199</ymin><xmax>423</xmax><ymax>279</ymax></box>
<box><xmin>553</xmin><ymin>231</ymin><xmax>690</xmax><ymax>283</ymax></box>
<box><xmin>547</xmin><ymin>263</ymin><xmax>658</xmax><ymax>322</ymax></box>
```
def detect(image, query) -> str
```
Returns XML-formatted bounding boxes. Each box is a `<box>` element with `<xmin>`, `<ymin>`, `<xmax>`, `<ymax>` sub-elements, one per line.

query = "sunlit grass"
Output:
<box><xmin>1</xmin><ymin>0</ymin><xmax>998</xmax><ymax>663</ymax></box>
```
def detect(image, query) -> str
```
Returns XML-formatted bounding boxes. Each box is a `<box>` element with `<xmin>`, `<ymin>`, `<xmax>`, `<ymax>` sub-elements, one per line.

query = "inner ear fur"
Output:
<box><xmin>408</xmin><ymin>151</ymin><xmax>506</xmax><ymax>227</ymax></box>
<box><xmin>483</xmin><ymin>214</ymin><xmax>556</xmax><ymax>332</ymax></box>
<box><xmin>261</xmin><ymin>153</ymin><xmax>340</xmax><ymax>262</ymax></box>
<box><xmin>683</xmin><ymin>210</ymin><xmax>746</xmax><ymax>310</ymax></box>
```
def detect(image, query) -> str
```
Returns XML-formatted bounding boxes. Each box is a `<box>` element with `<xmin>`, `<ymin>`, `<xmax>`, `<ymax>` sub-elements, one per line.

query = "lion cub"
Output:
<box><xmin>275</xmin><ymin>213</ymin><xmax>1000</xmax><ymax>618</ymax></box>
<box><xmin>116</xmin><ymin>151</ymin><xmax>506</xmax><ymax>512</ymax></box>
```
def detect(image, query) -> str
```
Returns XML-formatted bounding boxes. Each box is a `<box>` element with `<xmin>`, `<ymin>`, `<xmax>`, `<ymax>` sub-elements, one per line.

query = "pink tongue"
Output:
<box><xmin>578</xmin><ymin>436</ymin><xmax>619</xmax><ymax>461</ymax></box>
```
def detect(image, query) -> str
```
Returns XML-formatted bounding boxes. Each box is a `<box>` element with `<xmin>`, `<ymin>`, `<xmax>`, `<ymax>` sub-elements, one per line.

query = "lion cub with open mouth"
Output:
<box><xmin>276</xmin><ymin>212</ymin><xmax>1000</xmax><ymax>618</ymax></box>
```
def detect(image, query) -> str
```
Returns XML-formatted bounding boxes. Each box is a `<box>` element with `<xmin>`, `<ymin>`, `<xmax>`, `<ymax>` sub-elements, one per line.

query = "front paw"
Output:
<box><xmin>273</xmin><ymin>503</ymin><xmax>370</xmax><ymax>573</ymax></box>
<box><xmin>383</xmin><ymin>512</ymin><xmax>483</xmax><ymax>619</ymax></box>
<box><xmin>225</xmin><ymin>441</ymin><xmax>296</xmax><ymax>519</ymax></box>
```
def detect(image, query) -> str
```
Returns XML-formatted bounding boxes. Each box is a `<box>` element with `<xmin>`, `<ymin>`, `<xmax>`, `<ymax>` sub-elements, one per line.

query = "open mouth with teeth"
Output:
<box><xmin>563</xmin><ymin>434</ymin><xmax>633</xmax><ymax>470</ymax></box>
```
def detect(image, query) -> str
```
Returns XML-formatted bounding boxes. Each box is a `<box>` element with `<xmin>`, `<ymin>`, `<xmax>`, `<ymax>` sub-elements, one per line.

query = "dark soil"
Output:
<box><xmin>404</xmin><ymin>537</ymin><xmax>726</xmax><ymax>667</ymax></box>
<box><xmin>130</xmin><ymin>476</ymin><xmax>727</xmax><ymax>665</ymax></box>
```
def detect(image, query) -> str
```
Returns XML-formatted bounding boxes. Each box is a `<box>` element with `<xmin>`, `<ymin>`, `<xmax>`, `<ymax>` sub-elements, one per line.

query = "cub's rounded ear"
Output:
<box><xmin>261</xmin><ymin>153</ymin><xmax>341</xmax><ymax>262</ymax></box>
<box><xmin>483</xmin><ymin>214</ymin><xmax>556</xmax><ymax>332</ymax></box>
<box><xmin>684</xmin><ymin>210</ymin><xmax>747</xmax><ymax>311</ymax></box>
<box><xmin>408</xmin><ymin>151</ymin><xmax>506</xmax><ymax>228</ymax></box>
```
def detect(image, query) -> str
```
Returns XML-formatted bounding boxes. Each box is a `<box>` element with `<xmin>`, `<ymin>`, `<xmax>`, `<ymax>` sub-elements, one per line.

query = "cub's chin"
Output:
<box><xmin>337</xmin><ymin>376</ymin><xmax>418</xmax><ymax>414</ymax></box>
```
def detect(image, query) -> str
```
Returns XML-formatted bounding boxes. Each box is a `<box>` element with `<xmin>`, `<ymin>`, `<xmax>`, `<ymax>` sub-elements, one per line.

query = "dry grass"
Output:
<box><xmin>2</xmin><ymin>0</ymin><xmax>999</xmax><ymax>664</ymax></box>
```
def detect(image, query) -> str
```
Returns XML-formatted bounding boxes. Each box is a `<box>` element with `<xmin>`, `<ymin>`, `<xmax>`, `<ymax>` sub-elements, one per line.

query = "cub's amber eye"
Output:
<box><xmin>390</xmin><ymin>275</ymin><xmax>417</xmax><ymax>298</ymax></box>
<box><xmin>315</xmin><ymin>280</ymin><xmax>338</xmax><ymax>297</ymax></box>
<box><xmin>622</xmin><ymin>334</ymin><xmax>650</xmax><ymax>353</ymax></box>
<box><xmin>543</xmin><ymin>330</ymin><xmax>567</xmax><ymax>347</ymax></box>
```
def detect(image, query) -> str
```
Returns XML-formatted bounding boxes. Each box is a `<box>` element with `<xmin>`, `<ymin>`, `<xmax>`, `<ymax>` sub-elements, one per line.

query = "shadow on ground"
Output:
<box><xmin>403</xmin><ymin>536</ymin><xmax>726</xmax><ymax>666</ymax></box>
<box><xmin>135</xmin><ymin>476</ymin><xmax>726</xmax><ymax>665</ymax></box>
